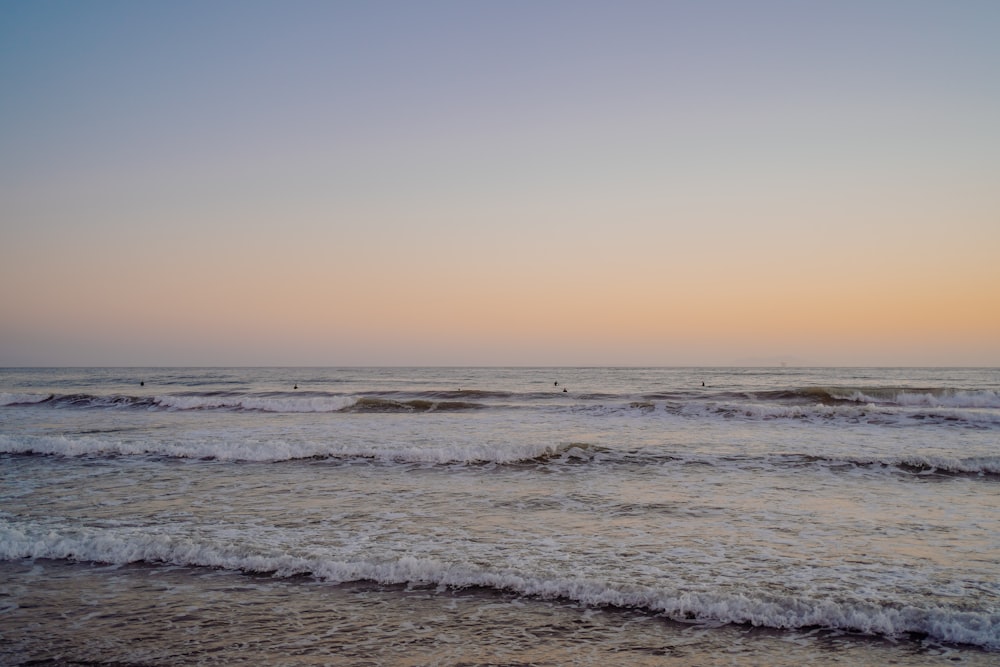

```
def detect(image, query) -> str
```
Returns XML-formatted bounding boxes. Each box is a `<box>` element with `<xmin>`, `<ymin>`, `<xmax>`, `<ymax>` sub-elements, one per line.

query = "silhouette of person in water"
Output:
<box><xmin>140</xmin><ymin>381</ymin><xmax>144</xmax><ymax>387</ymax></box>
<box><xmin>294</xmin><ymin>384</ymin><xmax>298</xmax><ymax>390</ymax></box>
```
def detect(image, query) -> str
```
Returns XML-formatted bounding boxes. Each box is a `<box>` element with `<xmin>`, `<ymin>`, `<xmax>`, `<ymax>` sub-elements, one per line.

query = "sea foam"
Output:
<box><xmin>0</xmin><ymin>433</ymin><xmax>585</xmax><ymax>464</ymax></box>
<box><xmin>2</xmin><ymin>519</ymin><xmax>996</xmax><ymax>651</ymax></box>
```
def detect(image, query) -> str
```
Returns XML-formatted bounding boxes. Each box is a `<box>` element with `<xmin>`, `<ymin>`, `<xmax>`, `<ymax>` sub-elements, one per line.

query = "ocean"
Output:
<box><xmin>1</xmin><ymin>366</ymin><xmax>997</xmax><ymax>666</ymax></box>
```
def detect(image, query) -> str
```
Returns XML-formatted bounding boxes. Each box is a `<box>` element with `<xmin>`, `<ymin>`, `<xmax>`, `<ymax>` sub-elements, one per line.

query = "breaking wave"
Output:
<box><xmin>0</xmin><ymin>391</ymin><xmax>491</xmax><ymax>414</ymax></box>
<box><xmin>747</xmin><ymin>387</ymin><xmax>1000</xmax><ymax>409</ymax></box>
<box><xmin>662</xmin><ymin>390</ymin><xmax>1000</xmax><ymax>428</ymax></box>
<box><xmin>0</xmin><ymin>433</ymin><xmax>600</xmax><ymax>465</ymax></box>
<box><xmin>0</xmin><ymin>392</ymin><xmax>54</xmax><ymax>407</ymax></box>
<box><xmin>2</xmin><ymin>432</ymin><xmax>995</xmax><ymax>478</ymax></box>
<box><xmin>838</xmin><ymin>389</ymin><xmax>1000</xmax><ymax>409</ymax></box>
<box><xmin>4</xmin><ymin>386</ymin><xmax>999</xmax><ymax>429</ymax></box>
<box><xmin>155</xmin><ymin>392</ymin><xmax>358</xmax><ymax>412</ymax></box>
<box><xmin>1</xmin><ymin>521</ymin><xmax>996</xmax><ymax>651</ymax></box>
<box><xmin>341</xmin><ymin>397</ymin><xmax>484</xmax><ymax>413</ymax></box>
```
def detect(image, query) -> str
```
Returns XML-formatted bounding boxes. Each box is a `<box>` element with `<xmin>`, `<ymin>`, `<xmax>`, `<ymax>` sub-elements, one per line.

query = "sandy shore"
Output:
<box><xmin>1</xmin><ymin>559</ymin><xmax>993</xmax><ymax>666</ymax></box>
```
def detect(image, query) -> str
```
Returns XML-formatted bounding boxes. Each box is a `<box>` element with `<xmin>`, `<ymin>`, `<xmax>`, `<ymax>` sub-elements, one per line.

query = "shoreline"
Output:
<box><xmin>2</xmin><ymin>559</ymin><xmax>994</xmax><ymax>667</ymax></box>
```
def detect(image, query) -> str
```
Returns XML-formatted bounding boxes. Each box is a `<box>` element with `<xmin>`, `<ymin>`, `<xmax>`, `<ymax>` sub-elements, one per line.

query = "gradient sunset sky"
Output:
<box><xmin>2</xmin><ymin>0</ymin><xmax>998</xmax><ymax>366</ymax></box>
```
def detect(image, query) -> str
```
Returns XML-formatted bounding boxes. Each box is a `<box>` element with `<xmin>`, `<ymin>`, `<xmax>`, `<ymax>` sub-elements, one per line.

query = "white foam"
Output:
<box><xmin>869</xmin><ymin>454</ymin><xmax>1000</xmax><ymax>475</ymax></box>
<box><xmin>0</xmin><ymin>432</ymin><xmax>575</xmax><ymax>464</ymax></box>
<box><xmin>839</xmin><ymin>390</ymin><xmax>1000</xmax><ymax>409</ymax></box>
<box><xmin>680</xmin><ymin>399</ymin><xmax>1000</xmax><ymax>429</ymax></box>
<box><xmin>0</xmin><ymin>434</ymin><xmax>104</xmax><ymax>457</ymax></box>
<box><xmin>693</xmin><ymin>401</ymin><xmax>879</xmax><ymax>422</ymax></box>
<box><xmin>2</xmin><ymin>520</ymin><xmax>996</xmax><ymax>650</ymax></box>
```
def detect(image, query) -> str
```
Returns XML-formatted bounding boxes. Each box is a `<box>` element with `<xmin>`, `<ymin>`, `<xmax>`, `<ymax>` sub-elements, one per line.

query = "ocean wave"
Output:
<box><xmin>341</xmin><ymin>397</ymin><xmax>484</xmax><ymax>413</ymax></box>
<box><xmin>0</xmin><ymin>433</ymin><xmax>594</xmax><ymax>465</ymax></box>
<box><xmin>2</xmin><ymin>521</ymin><xmax>996</xmax><ymax>651</ymax></box>
<box><xmin>649</xmin><ymin>452</ymin><xmax>1000</xmax><ymax>478</ymax></box>
<box><xmin>702</xmin><ymin>387</ymin><xmax>1000</xmax><ymax>411</ymax></box>
<box><xmin>386</xmin><ymin>389</ymin><xmax>516</xmax><ymax>400</ymax></box>
<box><xmin>4</xmin><ymin>432</ymin><xmax>995</xmax><ymax>478</ymax></box>
<box><xmin>6</xmin><ymin>386</ymin><xmax>999</xmax><ymax>430</ymax></box>
<box><xmin>818</xmin><ymin>387</ymin><xmax>1000</xmax><ymax>409</ymax></box>
<box><xmin>155</xmin><ymin>392</ymin><xmax>358</xmax><ymax>412</ymax></box>
<box><xmin>0</xmin><ymin>391</ymin><xmax>494</xmax><ymax>414</ymax></box>
<box><xmin>666</xmin><ymin>399</ymin><xmax>1000</xmax><ymax>429</ymax></box>
<box><xmin>534</xmin><ymin>390</ymin><xmax>1000</xmax><ymax>429</ymax></box>
<box><xmin>0</xmin><ymin>392</ymin><xmax>53</xmax><ymax>406</ymax></box>
<box><xmin>837</xmin><ymin>454</ymin><xmax>1000</xmax><ymax>476</ymax></box>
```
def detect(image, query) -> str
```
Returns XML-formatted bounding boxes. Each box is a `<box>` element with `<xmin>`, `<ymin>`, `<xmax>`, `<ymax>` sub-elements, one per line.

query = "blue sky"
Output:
<box><xmin>2</xmin><ymin>1</ymin><xmax>998</xmax><ymax>365</ymax></box>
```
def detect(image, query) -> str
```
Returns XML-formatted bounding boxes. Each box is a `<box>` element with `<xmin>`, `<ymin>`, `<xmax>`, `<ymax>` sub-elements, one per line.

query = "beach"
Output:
<box><xmin>1</xmin><ymin>367</ymin><xmax>998</xmax><ymax>665</ymax></box>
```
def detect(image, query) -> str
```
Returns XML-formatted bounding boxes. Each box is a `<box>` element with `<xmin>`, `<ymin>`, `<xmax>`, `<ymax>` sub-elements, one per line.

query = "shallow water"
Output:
<box><xmin>2</xmin><ymin>560</ymin><xmax>993</xmax><ymax>666</ymax></box>
<box><xmin>1</xmin><ymin>367</ymin><xmax>998</xmax><ymax>664</ymax></box>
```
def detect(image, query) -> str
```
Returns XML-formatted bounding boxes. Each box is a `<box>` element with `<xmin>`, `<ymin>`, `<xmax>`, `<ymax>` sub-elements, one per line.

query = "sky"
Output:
<box><xmin>1</xmin><ymin>0</ymin><xmax>998</xmax><ymax>367</ymax></box>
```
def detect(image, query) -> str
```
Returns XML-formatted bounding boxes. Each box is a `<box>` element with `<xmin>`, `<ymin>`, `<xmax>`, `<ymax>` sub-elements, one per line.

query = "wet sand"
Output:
<box><xmin>1</xmin><ymin>559</ymin><xmax>991</xmax><ymax>667</ymax></box>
